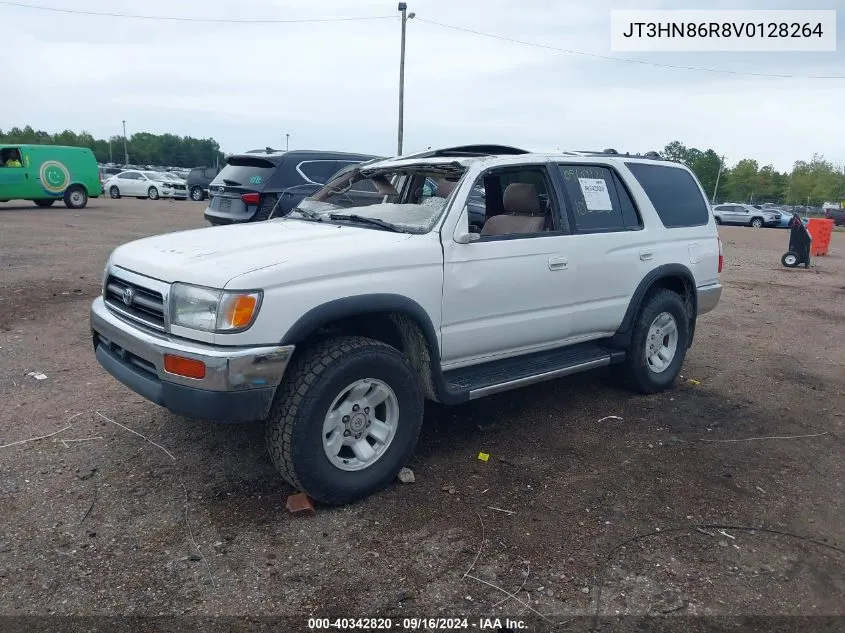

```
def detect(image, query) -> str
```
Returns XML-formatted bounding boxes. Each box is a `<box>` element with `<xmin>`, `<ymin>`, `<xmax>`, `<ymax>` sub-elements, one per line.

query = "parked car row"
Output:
<box><xmin>711</xmin><ymin>203</ymin><xmax>815</xmax><ymax>229</ymax></box>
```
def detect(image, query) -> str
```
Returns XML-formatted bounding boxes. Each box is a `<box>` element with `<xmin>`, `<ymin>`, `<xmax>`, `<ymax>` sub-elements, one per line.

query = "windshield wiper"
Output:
<box><xmin>290</xmin><ymin>207</ymin><xmax>323</xmax><ymax>222</ymax></box>
<box><xmin>222</xmin><ymin>178</ymin><xmax>241</xmax><ymax>186</ymax></box>
<box><xmin>328</xmin><ymin>214</ymin><xmax>403</xmax><ymax>233</ymax></box>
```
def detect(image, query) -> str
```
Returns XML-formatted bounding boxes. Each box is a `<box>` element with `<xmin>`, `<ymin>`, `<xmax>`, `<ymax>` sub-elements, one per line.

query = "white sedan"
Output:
<box><xmin>104</xmin><ymin>170</ymin><xmax>189</xmax><ymax>200</ymax></box>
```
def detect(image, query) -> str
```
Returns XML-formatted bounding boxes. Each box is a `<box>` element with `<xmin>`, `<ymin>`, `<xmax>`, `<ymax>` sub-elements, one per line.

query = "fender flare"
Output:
<box><xmin>611</xmin><ymin>264</ymin><xmax>698</xmax><ymax>348</ymax></box>
<box><xmin>279</xmin><ymin>293</ymin><xmax>441</xmax><ymax>357</ymax></box>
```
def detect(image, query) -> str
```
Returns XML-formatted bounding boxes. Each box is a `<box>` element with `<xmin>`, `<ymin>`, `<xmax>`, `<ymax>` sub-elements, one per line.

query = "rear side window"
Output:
<box><xmin>557</xmin><ymin>164</ymin><xmax>641</xmax><ymax>232</ymax></box>
<box><xmin>625</xmin><ymin>162</ymin><xmax>709</xmax><ymax>228</ymax></box>
<box><xmin>214</xmin><ymin>157</ymin><xmax>277</xmax><ymax>187</ymax></box>
<box><xmin>298</xmin><ymin>160</ymin><xmax>341</xmax><ymax>184</ymax></box>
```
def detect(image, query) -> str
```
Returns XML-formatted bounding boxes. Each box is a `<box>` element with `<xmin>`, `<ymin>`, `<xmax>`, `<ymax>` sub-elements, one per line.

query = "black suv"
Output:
<box><xmin>203</xmin><ymin>149</ymin><xmax>380</xmax><ymax>226</ymax></box>
<box><xmin>186</xmin><ymin>166</ymin><xmax>221</xmax><ymax>202</ymax></box>
<box><xmin>824</xmin><ymin>207</ymin><xmax>845</xmax><ymax>226</ymax></box>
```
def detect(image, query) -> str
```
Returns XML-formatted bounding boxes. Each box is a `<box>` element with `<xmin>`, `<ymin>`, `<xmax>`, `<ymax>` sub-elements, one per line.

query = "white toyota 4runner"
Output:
<box><xmin>90</xmin><ymin>145</ymin><xmax>723</xmax><ymax>504</ymax></box>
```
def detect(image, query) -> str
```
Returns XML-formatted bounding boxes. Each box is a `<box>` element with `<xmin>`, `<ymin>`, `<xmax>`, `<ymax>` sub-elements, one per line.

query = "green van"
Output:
<box><xmin>0</xmin><ymin>144</ymin><xmax>103</xmax><ymax>209</ymax></box>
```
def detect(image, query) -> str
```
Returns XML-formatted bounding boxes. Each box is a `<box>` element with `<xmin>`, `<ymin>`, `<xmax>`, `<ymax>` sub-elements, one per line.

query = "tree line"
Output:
<box><xmin>663</xmin><ymin>140</ymin><xmax>845</xmax><ymax>207</ymax></box>
<box><xmin>0</xmin><ymin>126</ymin><xmax>225</xmax><ymax>168</ymax></box>
<box><xmin>1</xmin><ymin>126</ymin><xmax>842</xmax><ymax>206</ymax></box>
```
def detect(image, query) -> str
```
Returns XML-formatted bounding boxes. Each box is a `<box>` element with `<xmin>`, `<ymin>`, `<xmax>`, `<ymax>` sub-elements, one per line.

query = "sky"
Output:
<box><xmin>1</xmin><ymin>0</ymin><xmax>843</xmax><ymax>172</ymax></box>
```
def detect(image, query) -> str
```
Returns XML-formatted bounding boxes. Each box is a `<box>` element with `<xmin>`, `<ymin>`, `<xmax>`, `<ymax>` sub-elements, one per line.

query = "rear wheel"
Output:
<box><xmin>34</xmin><ymin>199</ymin><xmax>55</xmax><ymax>207</ymax></box>
<box><xmin>109</xmin><ymin>186</ymin><xmax>120</xmax><ymax>199</ymax></box>
<box><xmin>147</xmin><ymin>186</ymin><xmax>159</xmax><ymax>200</ymax></box>
<box><xmin>750</xmin><ymin>217</ymin><xmax>764</xmax><ymax>228</ymax></box>
<box><xmin>265</xmin><ymin>336</ymin><xmax>424</xmax><ymax>505</ymax></box>
<box><xmin>190</xmin><ymin>186</ymin><xmax>205</xmax><ymax>201</ymax></box>
<box><xmin>621</xmin><ymin>290</ymin><xmax>689</xmax><ymax>394</ymax></box>
<box><xmin>64</xmin><ymin>185</ymin><xmax>88</xmax><ymax>209</ymax></box>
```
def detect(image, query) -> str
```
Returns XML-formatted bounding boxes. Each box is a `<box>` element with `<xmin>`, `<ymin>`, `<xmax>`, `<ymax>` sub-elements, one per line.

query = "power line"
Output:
<box><xmin>0</xmin><ymin>1</ymin><xmax>397</xmax><ymax>23</ymax></box>
<box><xmin>3</xmin><ymin>1</ymin><xmax>843</xmax><ymax>79</ymax></box>
<box><xmin>416</xmin><ymin>17</ymin><xmax>845</xmax><ymax>80</ymax></box>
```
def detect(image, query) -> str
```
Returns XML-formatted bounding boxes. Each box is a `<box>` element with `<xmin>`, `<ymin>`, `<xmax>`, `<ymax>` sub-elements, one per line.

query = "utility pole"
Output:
<box><xmin>711</xmin><ymin>154</ymin><xmax>725</xmax><ymax>204</ymax></box>
<box><xmin>122</xmin><ymin>120</ymin><xmax>128</xmax><ymax>165</ymax></box>
<box><xmin>397</xmin><ymin>3</ymin><xmax>415</xmax><ymax>156</ymax></box>
<box><xmin>286</xmin><ymin>133</ymin><xmax>290</xmax><ymax>151</ymax></box>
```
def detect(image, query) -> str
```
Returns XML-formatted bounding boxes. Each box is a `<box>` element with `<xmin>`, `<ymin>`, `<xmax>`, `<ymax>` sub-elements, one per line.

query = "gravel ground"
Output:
<box><xmin>1</xmin><ymin>198</ymin><xmax>843</xmax><ymax>631</ymax></box>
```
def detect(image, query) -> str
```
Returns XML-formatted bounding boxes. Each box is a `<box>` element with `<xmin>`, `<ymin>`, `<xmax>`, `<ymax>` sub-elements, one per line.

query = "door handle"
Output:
<box><xmin>639</xmin><ymin>249</ymin><xmax>654</xmax><ymax>261</ymax></box>
<box><xmin>548</xmin><ymin>256</ymin><xmax>568</xmax><ymax>271</ymax></box>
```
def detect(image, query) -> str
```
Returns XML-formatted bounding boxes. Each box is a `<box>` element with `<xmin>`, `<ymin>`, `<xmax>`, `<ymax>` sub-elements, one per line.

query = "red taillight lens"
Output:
<box><xmin>240</xmin><ymin>192</ymin><xmax>260</xmax><ymax>205</ymax></box>
<box><xmin>717</xmin><ymin>238</ymin><xmax>724</xmax><ymax>273</ymax></box>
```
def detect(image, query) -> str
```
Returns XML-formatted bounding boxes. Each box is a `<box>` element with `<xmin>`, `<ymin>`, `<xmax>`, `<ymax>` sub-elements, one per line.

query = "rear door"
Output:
<box><xmin>117</xmin><ymin>171</ymin><xmax>142</xmax><ymax>195</ymax></box>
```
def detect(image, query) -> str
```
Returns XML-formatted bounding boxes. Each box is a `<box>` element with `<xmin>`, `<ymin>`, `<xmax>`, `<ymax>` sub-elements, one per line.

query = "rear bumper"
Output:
<box><xmin>697</xmin><ymin>282</ymin><xmax>722</xmax><ymax>315</ymax></box>
<box><xmin>90</xmin><ymin>297</ymin><xmax>294</xmax><ymax>422</ymax></box>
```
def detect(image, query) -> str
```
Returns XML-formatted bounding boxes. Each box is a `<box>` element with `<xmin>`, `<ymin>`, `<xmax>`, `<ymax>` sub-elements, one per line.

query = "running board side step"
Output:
<box><xmin>442</xmin><ymin>343</ymin><xmax>625</xmax><ymax>401</ymax></box>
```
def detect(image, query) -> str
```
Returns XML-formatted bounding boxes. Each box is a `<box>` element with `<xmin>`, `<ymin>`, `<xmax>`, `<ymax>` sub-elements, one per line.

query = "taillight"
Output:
<box><xmin>240</xmin><ymin>192</ymin><xmax>260</xmax><ymax>205</ymax></box>
<box><xmin>717</xmin><ymin>238</ymin><xmax>724</xmax><ymax>273</ymax></box>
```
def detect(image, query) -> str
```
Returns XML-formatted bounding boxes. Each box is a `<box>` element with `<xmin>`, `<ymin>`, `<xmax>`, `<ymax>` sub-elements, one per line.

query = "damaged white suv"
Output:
<box><xmin>90</xmin><ymin>145</ymin><xmax>722</xmax><ymax>504</ymax></box>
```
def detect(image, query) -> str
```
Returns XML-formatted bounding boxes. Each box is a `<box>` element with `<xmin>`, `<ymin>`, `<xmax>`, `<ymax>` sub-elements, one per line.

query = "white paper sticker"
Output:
<box><xmin>578</xmin><ymin>178</ymin><xmax>613</xmax><ymax>211</ymax></box>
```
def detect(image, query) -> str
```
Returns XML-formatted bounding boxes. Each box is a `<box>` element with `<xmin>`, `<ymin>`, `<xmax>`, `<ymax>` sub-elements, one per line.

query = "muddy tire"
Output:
<box><xmin>265</xmin><ymin>336</ymin><xmax>423</xmax><ymax>505</ymax></box>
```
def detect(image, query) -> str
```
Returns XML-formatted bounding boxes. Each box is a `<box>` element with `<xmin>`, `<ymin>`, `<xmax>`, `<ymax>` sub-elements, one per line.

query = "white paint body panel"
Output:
<box><xmin>106</xmin><ymin>152</ymin><xmax>721</xmax><ymax>370</ymax></box>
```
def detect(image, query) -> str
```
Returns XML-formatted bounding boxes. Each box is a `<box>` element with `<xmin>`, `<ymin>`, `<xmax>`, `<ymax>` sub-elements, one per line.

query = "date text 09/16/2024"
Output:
<box><xmin>307</xmin><ymin>617</ymin><xmax>528</xmax><ymax>630</ymax></box>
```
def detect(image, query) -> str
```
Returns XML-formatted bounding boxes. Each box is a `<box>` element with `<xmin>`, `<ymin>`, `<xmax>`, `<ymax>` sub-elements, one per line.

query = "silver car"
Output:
<box><xmin>712</xmin><ymin>203</ymin><xmax>781</xmax><ymax>228</ymax></box>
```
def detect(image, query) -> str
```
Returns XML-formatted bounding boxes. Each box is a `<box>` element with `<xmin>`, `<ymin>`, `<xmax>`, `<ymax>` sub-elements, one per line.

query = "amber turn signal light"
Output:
<box><xmin>163</xmin><ymin>354</ymin><xmax>206</xmax><ymax>379</ymax></box>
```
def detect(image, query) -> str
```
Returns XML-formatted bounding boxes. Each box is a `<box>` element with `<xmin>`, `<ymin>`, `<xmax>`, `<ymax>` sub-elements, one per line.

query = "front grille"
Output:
<box><xmin>172</xmin><ymin>184</ymin><xmax>186</xmax><ymax>190</ymax></box>
<box><xmin>104</xmin><ymin>275</ymin><xmax>166</xmax><ymax>331</ymax></box>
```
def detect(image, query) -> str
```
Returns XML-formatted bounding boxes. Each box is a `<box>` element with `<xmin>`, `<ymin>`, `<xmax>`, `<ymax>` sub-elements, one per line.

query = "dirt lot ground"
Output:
<box><xmin>1</xmin><ymin>198</ymin><xmax>843</xmax><ymax>631</ymax></box>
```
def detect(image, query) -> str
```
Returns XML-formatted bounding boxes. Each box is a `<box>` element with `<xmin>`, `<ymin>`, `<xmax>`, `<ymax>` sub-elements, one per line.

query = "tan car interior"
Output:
<box><xmin>480</xmin><ymin>182</ymin><xmax>548</xmax><ymax>237</ymax></box>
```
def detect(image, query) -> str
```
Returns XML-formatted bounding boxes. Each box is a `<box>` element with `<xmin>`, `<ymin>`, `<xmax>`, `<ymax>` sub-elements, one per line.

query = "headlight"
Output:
<box><xmin>101</xmin><ymin>253</ymin><xmax>114</xmax><ymax>291</ymax></box>
<box><xmin>169</xmin><ymin>283</ymin><xmax>262</xmax><ymax>332</ymax></box>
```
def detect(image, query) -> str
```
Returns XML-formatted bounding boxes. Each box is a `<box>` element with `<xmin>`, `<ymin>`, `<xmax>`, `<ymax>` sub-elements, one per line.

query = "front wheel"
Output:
<box><xmin>109</xmin><ymin>186</ymin><xmax>120</xmax><ymax>199</ymax></box>
<box><xmin>714</xmin><ymin>217</ymin><xmax>722</xmax><ymax>225</ymax></box>
<box><xmin>64</xmin><ymin>185</ymin><xmax>88</xmax><ymax>209</ymax></box>
<box><xmin>265</xmin><ymin>336</ymin><xmax>424</xmax><ymax>505</ymax></box>
<box><xmin>147</xmin><ymin>186</ymin><xmax>160</xmax><ymax>200</ymax></box>
<box><xmin>621</xmin><ymin>290</ymin><xmax>689</xmax><ymax>394</ymax></box>
<box><xmin>750</xmin><ymin>217</ymin><xmax>764</xmax><ymax>228</ymax></box>
<box><xmin>190</xmin><ymin>186</ymin><xmax>205</xmax><ymax>201</ymax></box>
<box><xmin>781</xmin><ymin>251</ymin><xmax>800</xmax><ymax>268</ymax></box>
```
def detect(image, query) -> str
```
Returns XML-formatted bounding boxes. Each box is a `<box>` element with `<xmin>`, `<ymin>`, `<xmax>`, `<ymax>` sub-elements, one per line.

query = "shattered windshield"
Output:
<box><xmin>293</xmin><ymin>164</ymin><xmax>466</xmax><ymax>233</ymax></box>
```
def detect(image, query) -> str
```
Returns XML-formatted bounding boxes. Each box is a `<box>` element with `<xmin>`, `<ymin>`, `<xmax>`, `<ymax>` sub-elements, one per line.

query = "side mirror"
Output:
<box><xmin>453</xmin><ymin>205</ymin><xmax>481</xmax><ymax>243</ymax></box>
<box><xmin>455</xmin><ymin>232</ymin><xmax>480</xmax><ymax>244</ymax></box>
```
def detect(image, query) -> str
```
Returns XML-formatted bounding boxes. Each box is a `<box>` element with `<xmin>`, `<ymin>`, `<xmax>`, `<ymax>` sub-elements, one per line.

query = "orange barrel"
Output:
<box><xmin>807</xmin><ymin>218</ymin><xmax>833</xmax><ymax>256</ymax></box>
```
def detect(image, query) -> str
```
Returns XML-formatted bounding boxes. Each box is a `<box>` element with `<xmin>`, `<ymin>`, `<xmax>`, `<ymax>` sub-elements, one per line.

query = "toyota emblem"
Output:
<box><xmin>122</xmin><ymin>287</ymin><xmax>134</xmax><ymax>306</ymax></box>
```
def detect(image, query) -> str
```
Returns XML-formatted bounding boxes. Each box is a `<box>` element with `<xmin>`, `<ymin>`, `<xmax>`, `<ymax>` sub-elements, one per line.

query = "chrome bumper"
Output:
<box><xmin>697</xmin><ymin>282</ymin><xmax>722</xmax><ymax>316</ymax></box>
<box><xmin>90</xmin><ymin>297</ymin><xmax>294</xmax><ymax>421</ymax></box>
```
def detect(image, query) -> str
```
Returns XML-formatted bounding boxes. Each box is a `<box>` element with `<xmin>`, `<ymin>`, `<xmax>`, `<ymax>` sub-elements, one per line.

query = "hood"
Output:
<box><xmin>110</xmin><ymin>218</ymin><xmax>412</xmax><ymax>287</ymax></box>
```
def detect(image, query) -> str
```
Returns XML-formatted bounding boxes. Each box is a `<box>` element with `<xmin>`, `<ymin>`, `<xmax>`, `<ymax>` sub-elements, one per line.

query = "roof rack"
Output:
<box><xmin>566</xmin><ymin>149</ymin><xmax>664</xmax><ymax>160</ymax></box>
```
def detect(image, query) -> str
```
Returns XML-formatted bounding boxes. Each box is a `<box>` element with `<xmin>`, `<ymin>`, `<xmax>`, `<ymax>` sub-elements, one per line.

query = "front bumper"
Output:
<box><xmin>90</xmin><ymin>296</ymin><xmax>294</xmax><ymax>422</ymax></box>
